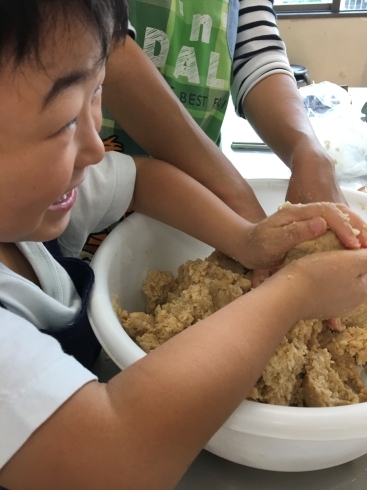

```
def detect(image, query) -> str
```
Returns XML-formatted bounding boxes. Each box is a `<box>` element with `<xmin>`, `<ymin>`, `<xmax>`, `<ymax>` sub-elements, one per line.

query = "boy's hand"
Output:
<box><xmin>270</xmin><ymin>249</ymin><xmax>367</xmax><ymax>322</ymax></box>
<box><xmin>236</xmin><ymin>202</ymin><xmax>367</xmax><ymax>271</ymax></box>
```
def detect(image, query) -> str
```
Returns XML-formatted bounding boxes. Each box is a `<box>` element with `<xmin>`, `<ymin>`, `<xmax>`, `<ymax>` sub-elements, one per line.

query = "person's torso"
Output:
<box><xmin>0</xmin><ymin>240</ymin><xmax>99</xmax><ymax>369</ymax></box>
<box><xmin>100</xmin><ymin>0</ymin><xmax>239</xmax><ymax>153</ymax></box>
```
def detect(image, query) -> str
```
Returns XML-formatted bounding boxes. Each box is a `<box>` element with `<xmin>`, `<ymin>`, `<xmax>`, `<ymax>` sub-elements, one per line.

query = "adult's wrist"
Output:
<box><xmin>287</xmin><ymin>139</ymin><xmax>346</xmax><ymax>204</ymax></box>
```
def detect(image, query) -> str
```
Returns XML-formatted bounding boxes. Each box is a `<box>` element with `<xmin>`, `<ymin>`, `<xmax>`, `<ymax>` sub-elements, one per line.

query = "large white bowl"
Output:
<box><xmin>88</xmin><ymin>179</ymin><xmax>367</xmax><ymax>472</ymax></box>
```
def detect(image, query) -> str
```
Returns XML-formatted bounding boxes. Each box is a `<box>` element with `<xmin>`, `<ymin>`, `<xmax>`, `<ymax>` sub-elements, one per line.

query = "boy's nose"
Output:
<box><xmin>77</xmin><ymin>135</ymin><xmax>105</xmax><ymax>169</ymax></box>
<box><xmin>76</xmin><ymin>119</ymin><xmax>106</xmax><ymax>168</ymax></box>
<box><xmin>88</xmin><ymin>132</ymin><xmax>106</xmax><ymax>165</ymax></box>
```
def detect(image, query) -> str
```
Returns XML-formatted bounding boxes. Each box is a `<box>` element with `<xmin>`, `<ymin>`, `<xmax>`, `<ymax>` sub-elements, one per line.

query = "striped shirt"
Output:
<box><xmin>232</xmin><ymin>0</ymin><xmax>294</xmax><ymax>117</ymax></box>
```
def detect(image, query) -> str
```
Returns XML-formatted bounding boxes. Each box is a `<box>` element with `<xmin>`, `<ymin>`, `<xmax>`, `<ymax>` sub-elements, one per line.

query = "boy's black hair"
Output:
<box><xmin>0</xmin><ymin>0</ymin><xmax>129</xmax><ymax>67</ymax></box>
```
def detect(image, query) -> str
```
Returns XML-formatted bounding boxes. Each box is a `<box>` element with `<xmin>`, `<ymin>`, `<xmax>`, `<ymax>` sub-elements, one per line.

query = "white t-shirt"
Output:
<box><xmin>0</xmin><ymin>151</ymin><xmax>136</xmax><ymax>469</ymax></box>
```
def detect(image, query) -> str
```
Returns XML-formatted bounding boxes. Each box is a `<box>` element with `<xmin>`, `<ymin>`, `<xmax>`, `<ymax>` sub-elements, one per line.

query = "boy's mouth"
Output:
<box><xmin>48</xmin><ymin>189</ymin><xmax>77</xmax><ymax>212</ymax></box>
<box><xmin>55</xmin><ymin>193</ymin><xmax>69</xmax><ymax>204</ymax></box>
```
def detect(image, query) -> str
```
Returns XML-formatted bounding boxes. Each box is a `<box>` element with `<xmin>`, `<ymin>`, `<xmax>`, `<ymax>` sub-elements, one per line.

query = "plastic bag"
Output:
<box><xmin>310</xmin><ymin>117</ymin><xmax>367</xmax><ymax>180</ymax></box>
<box><xmin>299</xmin><ymin>82</ymin><xmax>367</xmax><ymax>180</ymax></box>
<box><xmin>299</xmin><ymin>81</ymin><xmax>352</xmax><ymax>118</ymax></box>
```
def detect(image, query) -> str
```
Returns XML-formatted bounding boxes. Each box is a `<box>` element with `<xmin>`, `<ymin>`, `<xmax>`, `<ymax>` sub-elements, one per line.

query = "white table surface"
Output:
<box><xmin>92</xmin><ymin>87</ymin><xmax>367</xmax><ymax>489</ymax></box>
<box><xmin>221</xmin><ymin>87</ymin><xmax>367</xmax><ymax>187</ymax></box>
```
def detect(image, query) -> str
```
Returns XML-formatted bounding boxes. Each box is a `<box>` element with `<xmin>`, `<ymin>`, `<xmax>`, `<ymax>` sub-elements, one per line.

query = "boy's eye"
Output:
<box><xmin>54</xmin><ymin>82</ymin><xmax>102</xmax><ymax>136</ymax></box>
<box><xmin>61</xmin><ymin>118</ymin><xmax>78</xmax><ymax>133</ymax></box>
<box><xmin>92</xmin><ymin>84</ymin><xmax>102</xmax><ymax>101</ymax></box>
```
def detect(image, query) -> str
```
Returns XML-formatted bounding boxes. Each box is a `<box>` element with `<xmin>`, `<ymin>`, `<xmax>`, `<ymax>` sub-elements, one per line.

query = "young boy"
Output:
<box><xmin>1</xmin><ymin>2</ymin><xmax>367</xmax><ymax>489</ymax></box>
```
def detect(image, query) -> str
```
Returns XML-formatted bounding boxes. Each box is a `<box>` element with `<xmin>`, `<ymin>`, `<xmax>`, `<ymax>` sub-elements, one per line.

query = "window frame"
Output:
<box><xmin>275</xmin><ymin>0</ymin><xmax>367</xmax><ymax>18</ymax></box>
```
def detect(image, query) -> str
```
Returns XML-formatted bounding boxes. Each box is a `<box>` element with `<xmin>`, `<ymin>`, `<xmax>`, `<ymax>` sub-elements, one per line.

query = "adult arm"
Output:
<box><xmin>103</xmin><ymin>36</ymin><xmax>266</xmax><ymax>223</ymax></box>
<box><xmin>3</xmin><ymin>248</ymin><xmax>367</xmax><ymax>490</ymax></box>
<box><xmin>243</xmin><ymin>74</ymin><xmax>346</xmax><ymax>205</ymax></box>
<box><xmin>232</xmin><ymin>0</ymin><xmax>345</xmax><ymax>205</ymax></box>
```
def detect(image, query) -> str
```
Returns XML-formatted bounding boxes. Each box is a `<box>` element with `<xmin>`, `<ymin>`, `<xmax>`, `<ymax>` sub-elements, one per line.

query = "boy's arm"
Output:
<box><xmin>242</xmin><ymin>74</ymin><xmax>346</xmax><ymax>205</ymax></box>
<box><xmin>131</xmin><ymin>157</ymin><xmax>366</xmax><ymax>269</ymax></box>
<box><xmin>103</xmin><ymin>37</ymin><xmax>266</xmax><ymax>224</ymax></box>
<box><xmin>3</xmin><ymin>248</ymin><xmax>367</xmax><ymax>490</ymax></box>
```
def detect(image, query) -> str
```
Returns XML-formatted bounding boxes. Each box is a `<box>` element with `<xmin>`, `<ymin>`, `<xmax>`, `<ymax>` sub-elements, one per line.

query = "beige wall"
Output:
<box><xmin>278</xmin><ymin>17</ymin><xmax>367</xmax><ymax>87</ymax></box>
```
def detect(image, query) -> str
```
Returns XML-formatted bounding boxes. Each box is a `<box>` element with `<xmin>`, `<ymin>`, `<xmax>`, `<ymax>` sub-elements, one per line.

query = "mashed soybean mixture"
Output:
<box><xmin>114</xmin><ymin>231</ymin><xmax>367</xmax><ymax>407</ymax></box>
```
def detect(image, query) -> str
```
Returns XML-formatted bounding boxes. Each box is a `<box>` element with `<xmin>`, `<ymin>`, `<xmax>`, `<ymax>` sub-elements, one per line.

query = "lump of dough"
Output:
<box><xmin>142</xmin><ymin>270</ymin><xmax>175</xmax><ymax>314</ymax></box>
<box><xmin>284</xmin><ymin>229</ymin><xmax>345</xmax><ymax>265</ymax></box>
<box><xmin>343</xmin><ymin>301</ymin><xmax>367</xmax><ymax>329</ymax></box>
<box><xmin>303</xmin><ymin>348</ymin><xmax>359</xmax><ymax>407</ymax></box>
<box><xmin>117</xmin><ymin>252</ymin><xmax>250</xmax><ymax>353</ymax></box>
<box><xmin>248</xmin><ymin>320</ymin><xmax>321</xmax><ymax>406</ymax></box>
<box><xmin>115</xmin><ymin>234</ymin><xmax>367</xmax><ymax>406</ymax></box>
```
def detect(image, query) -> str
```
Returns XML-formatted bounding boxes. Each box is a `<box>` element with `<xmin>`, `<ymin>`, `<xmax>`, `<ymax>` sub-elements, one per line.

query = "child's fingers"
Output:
<box><xmin>252</xmin><ymin>269</ymin><xmax>269</xmax><ymax>288</ymax></box>
<box><xmin>243</xmin><ymin>217</ymin><xmax>329</xmax><ymax>270</ymax></box>
<box><xmin>326</xmin><ymin>318</ymin><xmax>343</xmax><ymax>331</ymax></box>
<box><xmin>271</xmin><ymin>203</ymin><xmax>362</xmax><ymax>249</ymax></box>
<box><xmin>335</xmin><ymin>204</ymin><xmax>367</xmax><ymax>247</ymax></box>
<box><xmin>274</xmin><ymin>217</ymin><xmax>328</xmax><ymax>255</ymax></box>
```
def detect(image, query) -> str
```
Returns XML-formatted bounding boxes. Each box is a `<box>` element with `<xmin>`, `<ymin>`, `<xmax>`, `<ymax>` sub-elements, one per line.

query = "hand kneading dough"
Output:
<box><xmin>114</xmin><ymin>233</ymin><xmax>367</xmax><ymax>407</ymax></box>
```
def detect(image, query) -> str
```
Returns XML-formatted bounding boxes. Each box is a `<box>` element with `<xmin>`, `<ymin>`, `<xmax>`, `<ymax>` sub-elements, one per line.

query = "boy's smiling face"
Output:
<box><xmin>0</xmin><ymin>18</ymin><xmax>106</xmax><ymax>243</ymax></box>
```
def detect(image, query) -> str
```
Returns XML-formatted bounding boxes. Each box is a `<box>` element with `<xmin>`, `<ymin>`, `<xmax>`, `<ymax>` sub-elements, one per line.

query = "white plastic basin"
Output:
<box><xmin>88</xmin><ymin>179</ymin><xmax>367</xmax><ymax>472</ymax></box>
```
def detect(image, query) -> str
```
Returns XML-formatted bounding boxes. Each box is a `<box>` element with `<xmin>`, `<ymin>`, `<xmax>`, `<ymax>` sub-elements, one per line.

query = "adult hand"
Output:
<box><xmin>236</xmin><ymin>202</ymin><xmax>367</xmax><ymax>271</ymax></box>
<box><xmin>242</xmin><ymin>74</ymin><xmax>347</xmax><ymax>207</ymax></box>
<box><xmin>285</xmin><ymin>147</ymin><xmax>352</xmax><ymax>322</ymax></box>
<box><xmin>286</xmin><ymin>146</ymin><xmax>347</xmax><ymax>205</ymax></box>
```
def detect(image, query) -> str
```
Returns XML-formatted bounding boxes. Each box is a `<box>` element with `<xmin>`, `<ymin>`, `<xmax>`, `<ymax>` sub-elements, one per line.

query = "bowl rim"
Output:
<box><xmin>88</xmin><ymin>179</ymin><xmax>367</xmax><ymax>441</ymax></box>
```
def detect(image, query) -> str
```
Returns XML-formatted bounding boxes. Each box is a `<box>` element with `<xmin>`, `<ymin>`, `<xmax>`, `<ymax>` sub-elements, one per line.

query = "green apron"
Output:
<box><xmin>100</xmin><ymin>0</ymin><xmax>239</xmax><ymax>154</ymax></box>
